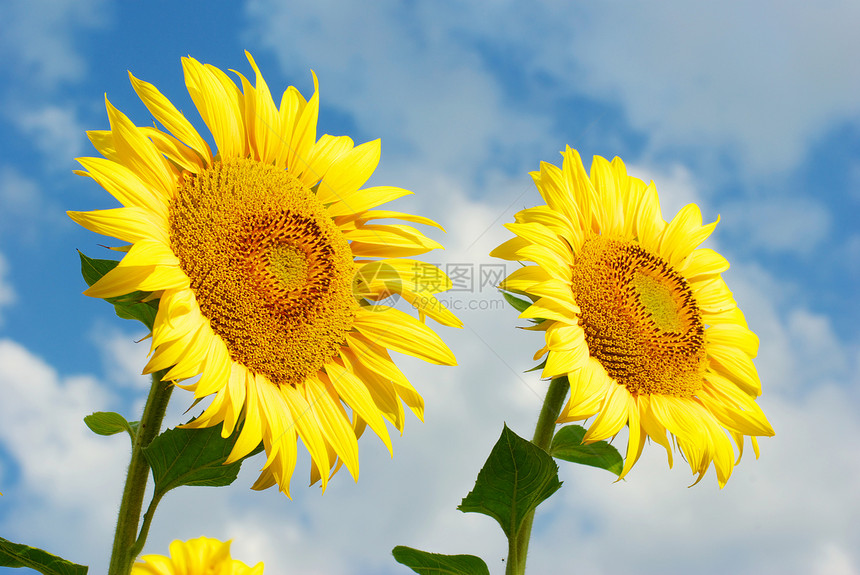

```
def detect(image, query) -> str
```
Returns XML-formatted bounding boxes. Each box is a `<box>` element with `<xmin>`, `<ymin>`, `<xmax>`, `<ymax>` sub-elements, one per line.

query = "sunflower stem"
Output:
<box><xmin>509</xmin><ymin>376</ymin><xmax>568</xmax><ymax>575</ymax></box>
<box><xmin>108</xmin><ymin>370</ymin><xmax>173</xmax><ymax>575</ymax></box>
<box><xmin>130</xmin><ymin>491</ymin><xmax>164</xmax><ymax>559</ymax></box>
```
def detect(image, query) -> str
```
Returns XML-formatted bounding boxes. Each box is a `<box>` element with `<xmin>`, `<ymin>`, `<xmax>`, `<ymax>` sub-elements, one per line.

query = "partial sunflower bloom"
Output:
<box><xmin>69</xmin><ymin>52</ymin><xmax>459</xmax><ymax>495</ymax></box>
<box><xmin>492</xmin><ymin>147</ymin><xmax>774</xmax><ymax>487</ymax></box>
<box><xmin>132</xmin><ymin>537</ymin><xmax>263</xmax><ymax>575</ymax></box>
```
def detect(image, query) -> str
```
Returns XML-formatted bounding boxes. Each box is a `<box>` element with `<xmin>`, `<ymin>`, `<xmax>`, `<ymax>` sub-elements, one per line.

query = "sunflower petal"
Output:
<box><xmin>353</xmin><ymin>308</ymin><xmax>456</xmax><ymax>366</ymax></box>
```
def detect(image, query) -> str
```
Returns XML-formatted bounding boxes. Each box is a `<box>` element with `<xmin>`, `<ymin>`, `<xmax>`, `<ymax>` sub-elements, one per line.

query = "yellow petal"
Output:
<box><xmin>352</xmin><ymin>307</ymin><xmax>456</xmax><ymax>366</ymax></box>
<box><xmin>340</xmin><ymin>347</ymin><xmax>404</xmax><ymax>431</ymax></box>
<box><xmin>617</xmin><ymin>395</ymin><xmax>645</xmax><ymax>480</ymax></box>
<box><xmin>634</xmin><ymin>181</ymin><xmax>666</xmax><ymax>253</ymax></box>
<box><xmin>129</xmin><ymin>71</ymin><xmax>212</xmax><ymax>162</ymax></box>
<box><xmin>504</xmin><ymin>222</ymin><xmax>571</xmax><ymax>259</ymax></box>
<box><xmin>140</xmin><ymin>127</ymin><xmax>205</xmax><ymax>175</ymax></box>
<box><xmin>707</xmin><ymin>344</ymin><xmax>762</xmax><ymax>396</ymax></box>
<box><xmin>325</xmin><ymin>185</ymin><xmax>412</xmax><ymax>217</ymax></box>
<box><xmin>326</xmin><ymin>359</ymin><xmax>393</xmax><ymax>455</ymax></box>
<box><xmin>299</xmin><ymin>134</ymin><xmax>354</xmax><ymax>188</ymax></box>
<box><xmin>218</xmin><ymin>364</ymin><xmax>248</xmax><ymax>437</ymax></box>
<box><xmin>84</xmin><ymin>264</ymin><xmax>188</xmax><ymax>299</ymax></box>
<box><xmin>76</xmin><ymin>157</ymin><xmax>168</xmax><ymax>217</ymax></box>
<box><xmin>194</xmin><ymin>333</ymin><xmax>232</xmax><ymax>398</ymax></box>
<box><xmin>280</xmin><ymin>384</ymin><xmax>331</xmax><ymax>490</ymax></box>
<box><xmin>679</xmin><ymin>248</ymin><xmax>729</xmax><ymax>281</ymax></box>
<box><xmin>347</xmin><ymin>224</ymin><xmax>443</xmax><ymax>257</ymax></box>
<box><xmin>104</xmin><ymin>96</ymin><xmax>176</xmax><ymax>199</ymax></box>
<box><xmin>701</xmin><ymin>371</ymin><xmax>774</xmax><ymax>436</ymax></box>
<box><xmin>182</xmin><ymin>57</ymin><xmax>243</xmax><ymax>159</ymax></box>
<box><xmin>639</xmin><ymin>395</ymin><xmax>674</xmax><ymax>467</ymax></box>
<box><xmin>691</xmin><ymin>276</ymin><xmax>737</xmax><ymax>313</ymax></box>
<box><xmin>68</xmin><ymin>207</ymin><xmax>169</xmax><ymax>245</ymax></box>
<box><xmin>304</xmin><ymin>374</ymin><xmax>359</xmax><ymax>479</ymax></box>
<box><xmin>520</xmin><ymin>296</ymin><xmax>580</xmax><ymax>322</ymax></box>
<box><xmin>584</xmin><ymin>383</ymin><xmax>630</xmax><ymax>442</ymax></box>
<box><xmin>561</xmin><ymin>147</ymin><xmax>599</xmax><ymax>230</ymax></box>
<box><xmin>319</xmin><ymin>140</ymin><xmax>382</xmax><ymax>212</ymax></box>
<box><xmin>225</xmin><ymin>371</ymin><xmax>263</xmax><ymax>464</ymax></box>
<box><xmin>514</xmin><ymin>205</ymin><xmax>583</xmax><ymax>250</ymax></box>
<box><xmin>345</xmin><ymin>332</ymin><xmax>424</xmax><ymax>421</ymax></box>
<box><xmin>88</xmin><ymin>130</ymin><xmax>119</xmax><ymax>161</ymax></box>
<box><xmin>589</xmin><ymin>155</ymin><xmax>623</xmax><ymax>235</ymax></box>
<box><xmin>498</xmin><ymin>265</ymin><xmax>550</xmax><ymax>292</ymax></box>
<box><xmin>542</xmin><ymin>345</ymin><xmax>589</xmax><ymax>379</ymax></box>
<box><xmin>516</xmin><ymin>244</ymin><xmax>573</xmax><ymax>282</ymax></box>
<box><xmin>489</xmin><ymin>236</ymin><xmax>531</xmax><ymax>261</ymax></box>
<box><xmin>706</xmin><ymin>323</ymin><xmax>759</xmax><ymax>358</ymax></box>
<box><xmin>286</xmin><ymin>71</ymin><xmax>319</xmax><ymax>174</ymax></box>
<box><xmin>116</xmin><ymin>238</ymin><xmax>181</xmax><ymax>269</ymax></box>
<box><xmin>560</xmin><ymin>357</ymin><xmax>612</xmax><ymax>421</ymax></box>
<box><xmin>660</xmin><ymin>204</ymin><xmax>719</xmax><ymax>267</ymax></box>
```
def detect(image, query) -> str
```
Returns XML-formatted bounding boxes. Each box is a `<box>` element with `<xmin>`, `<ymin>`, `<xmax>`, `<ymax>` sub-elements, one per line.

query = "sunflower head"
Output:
<box><xmin>69</xmin><ymin>52</ymin><xmax>460</xmax><ymax>496</ymax></box>
<box><xmin>131</xmin><ymin>537</ymin><xmax>263</xmax><ymax>575</ymax></box>
<box><xmin>492</xmin><ymin>147</ymin><xmax>774</xmax><ymax>487</ymax></box>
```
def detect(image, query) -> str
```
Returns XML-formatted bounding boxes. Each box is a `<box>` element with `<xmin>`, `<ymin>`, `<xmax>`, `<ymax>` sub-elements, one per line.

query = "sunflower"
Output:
<box><xmin>69</xmin><ymin>52</ymin><xmax>459</xmax><ymax>495</ymax></box>
<box><xmin>491</xmin><ymin>147</ymin><xmax>774</xmax><ymax>487</ymax></box>
<box><xmin>131</xmin><ymin>537</ymin><xmax>263</xmax><ymax>575</ymax></box>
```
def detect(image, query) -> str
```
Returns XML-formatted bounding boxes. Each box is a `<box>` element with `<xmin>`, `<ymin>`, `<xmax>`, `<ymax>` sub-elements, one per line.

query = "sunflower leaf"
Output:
<box><xmin>0</xmin><ymin>536</ymin><xmax>88</xmax><ymax>574</ymax></box>
<box><xmin>83</xmin><ymin>411</ymin><xmax>137</xmax><ymax>442</ymax></box>
<box><xmin>391</xmin><ymin>546</ymin><xmax>489</xmax><ymax>575</ymax></box>
<box><xmin>550</xmin><ymin>425</ymin><xmax>624</xmax><ymax>476</ymax></box>
<box><xmin>524</xmin><ymin>357</ymin><xmax>547</xmax><ymax>373</ymax></box>
<box><xmin>143</xmin><ymin>422</ymin><xmax>264</xmax><ymax>496</ymax></box>
<box><xmin>500</xmin><ymin>290</ymin><xmax>533</xmax><ymax>313</ymax></box>
<box><xmin>457</xmin><ymin>425</ymin><xmax>562</xmax><ymax>539</ymax></box>
<box><xmin>77</xmin><ymin>251</ymin><xmax>159</xmax><ymax>330</ymax></box>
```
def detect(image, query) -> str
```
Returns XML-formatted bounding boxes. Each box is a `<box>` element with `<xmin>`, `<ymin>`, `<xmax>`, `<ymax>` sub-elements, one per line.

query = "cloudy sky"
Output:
<box><xmin>1</xmin><ymin>1</ymin><xmax>859</xmax><ymax>574</ymax></box>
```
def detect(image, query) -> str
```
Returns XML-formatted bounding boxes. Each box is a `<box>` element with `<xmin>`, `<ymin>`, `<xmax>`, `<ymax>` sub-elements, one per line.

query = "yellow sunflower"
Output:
<box><xmin>132</xmin><ymin>537</ymin><xmax>263</xmax><ymax>575</ymax></box>
<box><xmin>69</xmin><ymin>52</ymin><xmax>459</xmax><ymax>495</ymax></box>
<box><xmin>491</xmin><ymin>147</ymin><xmax>774</xmax><ymax>487</ymax></box>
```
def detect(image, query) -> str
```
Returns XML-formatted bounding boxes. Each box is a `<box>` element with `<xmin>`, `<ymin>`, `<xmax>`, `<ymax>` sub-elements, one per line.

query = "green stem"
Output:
<box><xmin>130</xmin><ymin>491</ymin><xmax>164</xmax><ymax>559</ymax></box>
<box><xmin>107</xmin><ymin>371</ymin><xmax>173</xmax><ymax>575</ymax></box>
<box><xmin>509</xmin><ymin>376</ymin><xmax>568</xmax><ymax>575</ymax></box>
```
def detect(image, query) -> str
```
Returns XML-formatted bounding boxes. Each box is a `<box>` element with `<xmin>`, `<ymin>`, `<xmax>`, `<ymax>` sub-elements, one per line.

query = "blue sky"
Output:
<box><xmin>1</xmin><ymin>1</ymin><xmax>859</xmax><ymax>574</ymax></box>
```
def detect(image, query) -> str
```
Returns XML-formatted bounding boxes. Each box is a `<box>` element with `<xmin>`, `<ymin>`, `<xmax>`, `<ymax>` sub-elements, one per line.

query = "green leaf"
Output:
<box><xmin>77</xmin><ymin>251</ymin><xmax>160</xmax><ymax>330</ymax></box>
<box><xmin>392</xmin><ymin>546</ymin><xmax>489</xmax><ymax>575</ymax></box>
<box><xmin>83</xmin><ymin>411</ymin><xmax>138</xmax><ymax>442</ymax></box>
<box><xmin>501</xmin><ymin>291</ymin><xmax>532</xmax><ymax>313</ymax></box>
<box><xmin>524</xmin><ymin>357</ymin><xmax>547</xmax><ymax>373</ymax></box>
<box><xmin>78</xmin><ymin>250</ymin><xmax>119</xmax><ymax>287</ymax></box>
<box><xmin>143</xmin><ymin>423</ymin><xmax>263</xmax><ymax>497</ymax></box>
<box><xmin>457</xmin><ymin>425</ymin><xmax>562</xmax><ymax>539</ymax></box>
<box><xmin>550</xmin><ymin>425</ymin><xmax>624</xmax><ymax>476</ymax></box>
<box><xmin>0</xmin><ymin>537</ymin><xmax>87</xmax><ymax>574</ymax></box>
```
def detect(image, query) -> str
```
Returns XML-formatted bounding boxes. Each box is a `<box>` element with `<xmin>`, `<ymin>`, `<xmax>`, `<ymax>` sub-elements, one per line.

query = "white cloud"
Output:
<box><xmin>13</xmin><ymin>105</ymin><xmax>87</xmax><ymax>170</ymax></box>
<box><xmin>248</xmin><ymin>1</ymin><xmax>860</xmax><ymax>179</ymax></box>
<box><xmin>245</xmin><ymin>0</ymin><xmax>552</xmax><ymax>179</ymax></box>
<box><xmin>0</xmin><ymin>251</ymin><xmax>15</xmax><ymax>325</ymax></box>
<box><xmin>0</xmin><ymin>166</ymin><xmax>44</xmax><ymax>223</ymax></box>
<box><xmin>0</xmin><ymin>166</ymin><xmax>61</xmax><ymax>243</ymax></box>
<box><xmin>91</xmin><ymin>324</ymin><xmax>153</xmax><ymax>391</ymax></box>
<box><xmin>628</xmin><ymin>162</ymin><xmax>709</xmax><ymax>221</ymax></box>
<box><xmin>722</xmin><ymin>197</ymin><xmax>832</xmax><ymax>256</ymax></box>
<box><xmin>0</xmin><ymin>0</ymin><xmax>108</xmax><ymax>88</ymax></box>
<box><xmin>529</xmin><ymin>1</ymin><xmax>860</xmax><ymax>176</ymax></box>
<box><xmin>813</xmin><ymin>543</ymin><xmax>860</xmax><ymax>575</ymax></box>
<box><xmin>0</xmin><ymin>338</ymin><xmax>126</xmax><ymax>564</ymax></box>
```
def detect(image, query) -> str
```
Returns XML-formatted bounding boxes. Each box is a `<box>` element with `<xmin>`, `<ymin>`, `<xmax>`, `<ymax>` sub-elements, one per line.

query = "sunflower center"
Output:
<box><xmin>571</xmin><ymin>236</ymin><xmax>705</xmax><ymax>397</ymax></box>
<box><xmin>168</xmin><ymin>158</ymin><xmax>357</xmax><ymax>386</ymax></box>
